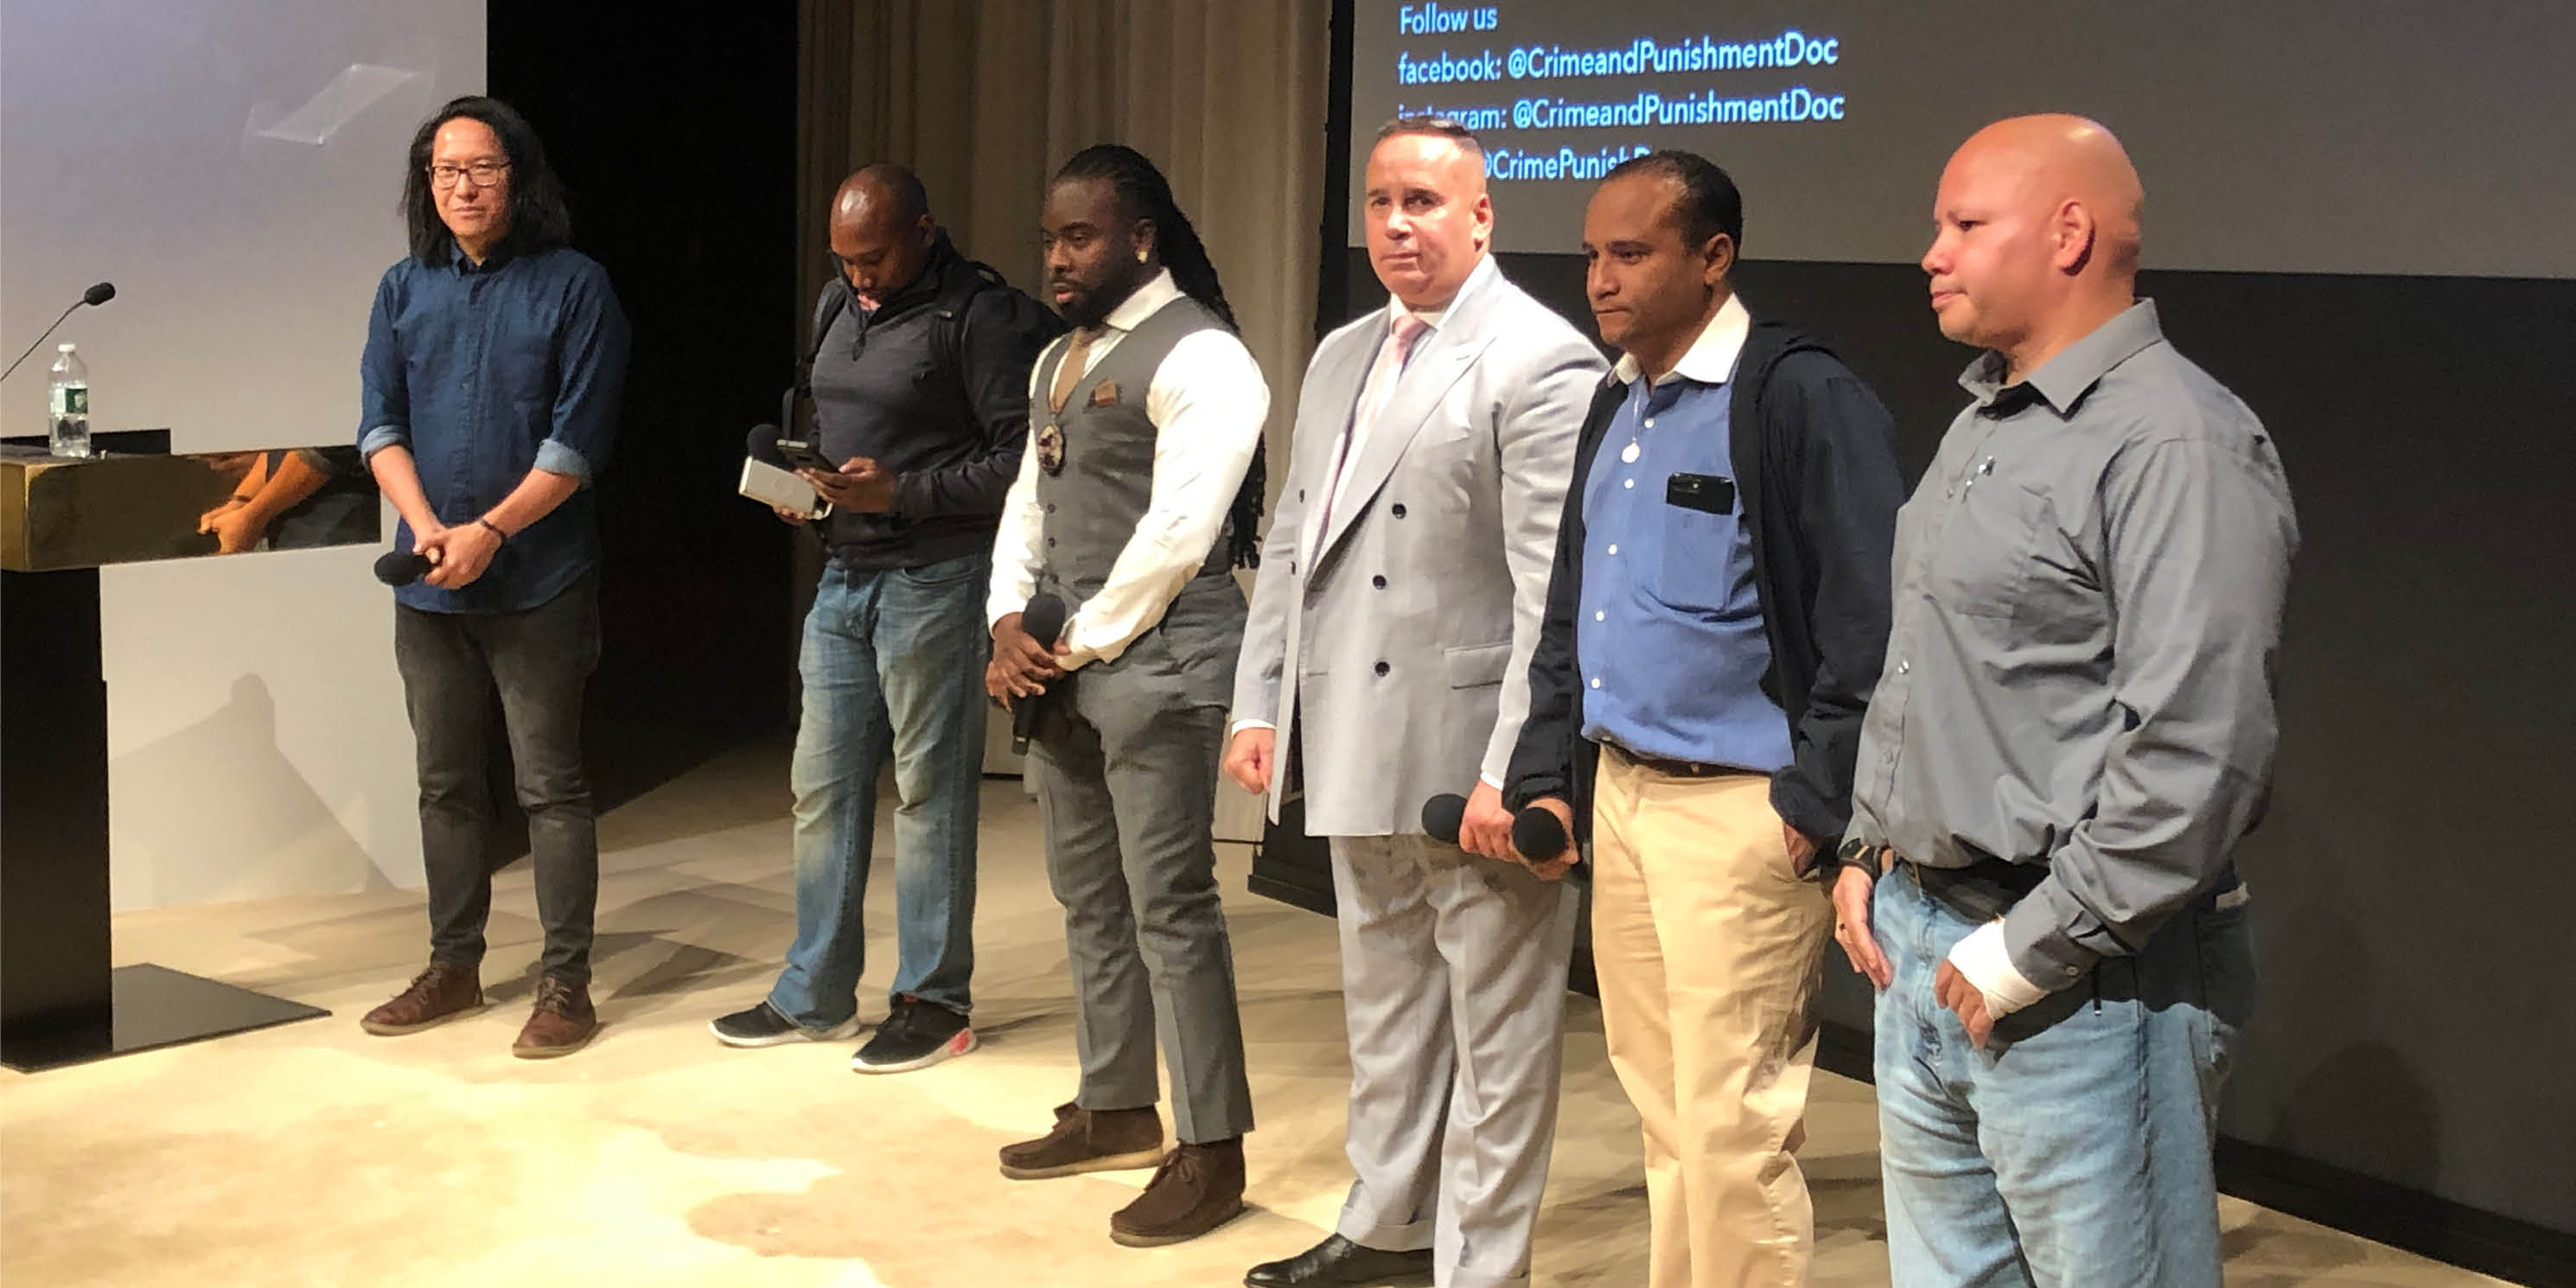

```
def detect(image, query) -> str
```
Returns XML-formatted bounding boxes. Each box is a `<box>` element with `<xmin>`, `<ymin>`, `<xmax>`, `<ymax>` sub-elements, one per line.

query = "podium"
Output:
<box><xmin>1</xmin><ymin>435</ymin><xmax>372</xmax><ymax>1071</ymax></box>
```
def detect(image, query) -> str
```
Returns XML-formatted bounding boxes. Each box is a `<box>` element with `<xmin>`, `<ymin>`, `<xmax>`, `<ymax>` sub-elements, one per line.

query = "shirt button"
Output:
<box><xmin>1642</xmin><ymin>418</ymin><xmax>1655</xmax><ymax>429</ymax></box>
<box><xmin>1623</xmin><ymin>478</ymin><xmax>1635</xmax><ymax>489</ymax></box>
<box><xmin>1044</xmin><ymin>538</ymin><xmax>1056</xmax><ymax>548</ymax></box>
<box><xmin>1593</xmin><ymin>610</ymin><xmax>1604</xmax><ymax>622</ymax></box>
<box><xmin>1589</xmin><ymin>677</ymin><xmax>1601</xmax><ymax>689</ymax></box>
<box><xmin>2064</xmin><ymin>966</ymin><xmax>2082</xmax><ymax>978</ymax></box>
<box><xmin>1371</xmin><ymin>575</ymin><xmax>1387</xmax><ymax>589</ymax></box>
<box><xmin>1607</xmin><ymin>544</ymin><xmax>1619</xmax><ymax>555</ymax></box>
<box><xmin>1298</xmin><ymin>489</ymin><xmax>1306</xmax><ymax>502</ymax></box>
<box><xmin>1391</xmin><ymin>503</ymin><xmax>1407</xmax><ymax>518</ymax></box>
<box><xmin>1898</xmin><ymin>660</ymin><xmax>1910</xmax><ymax>674</ymax></box>
<box><xmin>1374</xmin><ymin>661</ymin><xmax>1390</xmax><ymax>676</ymax></box>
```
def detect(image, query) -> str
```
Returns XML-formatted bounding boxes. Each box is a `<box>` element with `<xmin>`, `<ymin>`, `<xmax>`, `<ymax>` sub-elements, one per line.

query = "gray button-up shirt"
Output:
<box><xmin>1846</xmin><ymin>300</ymin><xmax>2298</xmax><ymax>988</ymax></box>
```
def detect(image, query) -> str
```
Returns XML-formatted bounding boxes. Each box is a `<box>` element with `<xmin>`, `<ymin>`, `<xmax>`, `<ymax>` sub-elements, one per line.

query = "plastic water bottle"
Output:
<box><xmin>48</xmin><ymin>343</ymin><xmax>91</xmax><ymax>458</ymax></box>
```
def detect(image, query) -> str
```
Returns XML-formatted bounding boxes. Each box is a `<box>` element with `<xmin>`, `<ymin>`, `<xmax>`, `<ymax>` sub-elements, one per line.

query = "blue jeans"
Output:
<box><xmin>1871</xmin><ymin>865</ymin><xmax>2255</xmax><ymax>1288</ymax></box>
<box><xmin>767</xmin><ymin>554</ymin><xmax>990</xmax><ymax>1025</ymax></box>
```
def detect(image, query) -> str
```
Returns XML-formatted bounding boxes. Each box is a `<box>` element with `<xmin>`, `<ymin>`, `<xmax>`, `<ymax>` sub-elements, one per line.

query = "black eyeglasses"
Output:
<box><xmin>427</xmin><ymin>161</ymin><xmax>511</xmax><ymax>190</ymax></box>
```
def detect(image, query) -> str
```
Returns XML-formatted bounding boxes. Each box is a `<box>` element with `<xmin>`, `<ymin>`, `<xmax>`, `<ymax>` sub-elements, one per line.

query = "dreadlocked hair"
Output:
<box><xmin>1054</xmin><ymin>143</ymin><xmax>1266</xmax><ymax>569</ymax></box>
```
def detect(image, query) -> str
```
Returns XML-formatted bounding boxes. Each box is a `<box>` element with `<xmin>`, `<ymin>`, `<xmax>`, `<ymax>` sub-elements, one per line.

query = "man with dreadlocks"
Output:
<box><xmin>1226</xmin><ymin>118</ymin><xmax>1606</xmax><ymax>1288</ymax></box>
<box><xmin>984</xmin><ymin>143</ymin><xmax>1268</xmax><ymax>1247</ymax></box>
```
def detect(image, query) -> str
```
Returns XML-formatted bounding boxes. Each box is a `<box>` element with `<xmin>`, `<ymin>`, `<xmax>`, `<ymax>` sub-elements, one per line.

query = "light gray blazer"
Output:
<box><xmin>1232</xmin><ymin>255</ymin><xmax>1606</xmax><ymax>835</ymax></box>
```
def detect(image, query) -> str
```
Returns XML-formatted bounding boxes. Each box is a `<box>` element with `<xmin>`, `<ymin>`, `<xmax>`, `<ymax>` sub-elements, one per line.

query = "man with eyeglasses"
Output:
<box><xmin>354</xmin><ymin>96</ymin><xmax>630</xmax><ymax>1058</ymax></box>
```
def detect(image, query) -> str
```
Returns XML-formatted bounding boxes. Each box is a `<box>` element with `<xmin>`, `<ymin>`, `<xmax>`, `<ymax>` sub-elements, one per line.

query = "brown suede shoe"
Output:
<box><xmin>1110</xmin><ymin>1138</ymin><xmax>1246</xmax><ymax>1247</ymax></box>
<box><xmin>510</xmin><ymin>977</ymin><xmax>596</xmax><ymax>1058</ymax></box>
<box><xmin>998</xmin><ymin>1100</ymin><xmax>1165</xmax><ymax>1179</ymax></box>
<box><xmin>359</xmin><ymin>960</ymin><xmax>483</xmax><ymax>1036</ymax></box>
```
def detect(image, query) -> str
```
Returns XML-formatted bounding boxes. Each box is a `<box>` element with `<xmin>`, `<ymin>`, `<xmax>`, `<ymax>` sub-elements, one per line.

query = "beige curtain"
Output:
<box><xmin>800</xmin><ymin>0</ymin><xmax>1330</xmax><ymax>832</ymax></box>
<box><xmin>798</xmin><ymin>0</ymin><xmax>1331</xmax><ymax>485</ymax></box>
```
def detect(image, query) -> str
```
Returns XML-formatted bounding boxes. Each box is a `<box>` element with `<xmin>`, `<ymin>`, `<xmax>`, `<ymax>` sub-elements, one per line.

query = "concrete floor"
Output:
<box><xmin>0</xmin><ymin>743</ymin><xmax>2515</xmax><ymax>1286</ymax></box>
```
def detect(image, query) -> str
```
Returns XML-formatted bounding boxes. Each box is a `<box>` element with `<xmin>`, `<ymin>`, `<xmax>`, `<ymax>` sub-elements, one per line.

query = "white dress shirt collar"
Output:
<box><xmin>1101</xmin><ymin>268</ymin><xmax>1183</xmax><ymax>334</ymax></box>
<box><xmin>1612</xmin><ymin>290</ymin><xmax>1752</xmax><ymax>387</ymax></box>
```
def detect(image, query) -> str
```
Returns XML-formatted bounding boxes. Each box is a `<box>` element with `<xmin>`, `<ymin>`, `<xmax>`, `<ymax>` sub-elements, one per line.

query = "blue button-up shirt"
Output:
<box><xmin>359</xmin><ymin>243</ymin><xmax>628</xmax><ymax>613</ymax></box>
<box><xmin>1577</xmin><ymin>294</ymin><xmax>1790</xmax><ymax>773</ymax></box>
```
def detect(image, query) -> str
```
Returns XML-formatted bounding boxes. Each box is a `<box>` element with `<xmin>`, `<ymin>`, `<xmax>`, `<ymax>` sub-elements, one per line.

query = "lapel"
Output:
<box><xmin>1315</xmin><ymin>308</ymin><xmax>1493</xmax><ymax>561</ymax></box>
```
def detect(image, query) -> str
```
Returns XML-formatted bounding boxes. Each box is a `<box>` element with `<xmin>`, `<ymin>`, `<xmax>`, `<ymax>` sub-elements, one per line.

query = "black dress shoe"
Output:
<box><xmin>1245</xmin><ymin>1234</ymin><xmax>1435</xmax><ymax>1288</ymax></box>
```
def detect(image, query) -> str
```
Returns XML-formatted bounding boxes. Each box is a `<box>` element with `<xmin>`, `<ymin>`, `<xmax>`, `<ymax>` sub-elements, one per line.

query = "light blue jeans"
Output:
<box><xmin>1871</xmin><ymin>865</ymin><xmax>2255</xmax><ymax>1288</ymax></box>
<box><xmin>767</xmin><ymin>554</ymin><xmax>990</xmax><ymax>1025</ymax></box>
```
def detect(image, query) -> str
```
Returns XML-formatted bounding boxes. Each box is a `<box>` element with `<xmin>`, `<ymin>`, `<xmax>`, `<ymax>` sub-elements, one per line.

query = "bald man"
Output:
<box><xmin>710</xmin><ymin>165</ymin><xmax>1061</xmax><ymax>1071</ymax></box>
<box><xmin>1828</xmin><ymin>116</ymin><xmax>2297</xmax><ymax>1287</ymax></box>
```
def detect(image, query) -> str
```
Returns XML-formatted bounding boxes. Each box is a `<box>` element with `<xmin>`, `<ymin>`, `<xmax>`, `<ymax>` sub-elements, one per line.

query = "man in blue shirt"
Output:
<box><xmin>353</xmin><ymin>97</ymin><xmax>629</xmax><ymax>1059</ymax></box>
<box><xmin>1506</xmin><ymin>152</ymin><xmax>1903</xmax><ymax>1288</ymax></box>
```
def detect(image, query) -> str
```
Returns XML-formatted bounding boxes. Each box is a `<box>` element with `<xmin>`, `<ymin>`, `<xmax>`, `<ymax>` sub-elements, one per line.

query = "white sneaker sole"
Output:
<box><xmin>851</xmin><ymin>1027</ymin><xmax>977</xmax><ymax>1074</ymax></box>
<box><xmin>709</xmin><ymin>1014</ymin><xmax>866</xmax><ymax>1049</ymax></box>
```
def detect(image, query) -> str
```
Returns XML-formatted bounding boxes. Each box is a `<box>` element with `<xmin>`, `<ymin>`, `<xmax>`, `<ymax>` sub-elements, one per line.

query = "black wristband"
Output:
<box><xmin>475</xmin><ymin>517</ymin><xmax>508</xmax><ymax>542</ymax></box>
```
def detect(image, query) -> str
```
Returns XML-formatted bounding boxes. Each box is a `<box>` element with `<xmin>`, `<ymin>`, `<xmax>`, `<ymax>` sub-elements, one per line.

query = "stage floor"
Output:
<box><xmin>0</xmin><ymin>741</ymin><xmax>2509</xmax><ymax>1287</ymax></box>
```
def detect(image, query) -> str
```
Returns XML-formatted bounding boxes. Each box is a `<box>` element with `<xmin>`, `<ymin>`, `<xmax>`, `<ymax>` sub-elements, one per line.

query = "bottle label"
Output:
<box><xmin>51</xmin><ymin>386</ymin><xmax>87</xmax><ymax>417</ymax></box>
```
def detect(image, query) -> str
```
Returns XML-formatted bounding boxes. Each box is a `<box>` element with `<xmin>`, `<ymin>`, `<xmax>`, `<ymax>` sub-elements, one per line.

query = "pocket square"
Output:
<box><xmin>1089</xmin><ymin>379</ymin><xmax>1120</xmax><ymax>405</ymax></box>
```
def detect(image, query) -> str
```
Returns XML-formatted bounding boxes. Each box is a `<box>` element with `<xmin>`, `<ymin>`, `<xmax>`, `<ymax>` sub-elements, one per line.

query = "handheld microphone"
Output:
<box><xmin>373</xmin><ymin>549</ymin><xmax>432</xmax><ymax>587</ymax></box>
<box><xmin>1421</xmin><ymin>794</ymin><xmax>1470</xmax><ymax>844</ymax></box>
<box><xmin>1010</xmin><ymin>592</ymin><xmax>1071</xmax><ymax>754</ymax></box>
<box><xmin>1419</xmin><ymin>792</ymin><xmax>1571</xmax><ymax>863</ymax></box>
<box><xmin>3</xmin><ymin>282</ymin><xmax>118</xmax><ymax>381</ymax></box>
<box><xmin>744</xmin><ymin>422</ymin><xmax>788</xmax><ymax>466</ymax></box>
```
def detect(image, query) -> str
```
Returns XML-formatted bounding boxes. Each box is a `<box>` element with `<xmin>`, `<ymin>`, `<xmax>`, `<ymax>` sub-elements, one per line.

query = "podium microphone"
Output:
<box><xmin>1421</xmin><ymin>792</ymin><xmax>1570</xmax><ymax>862</ymax></box>
<box><xmin>373</xmin><ymin>549</ymin><xmax>432</xmax><ymax>587</ymax></box>
<box><xmin>1010</xmin><ymin>592</ymin><xmax>1070</xmax><ymax>754</ymax></box>
<box><xmin>3</xmin><ymin>282</ymin><xmax>117</xmax><ymax>381</ymax></box>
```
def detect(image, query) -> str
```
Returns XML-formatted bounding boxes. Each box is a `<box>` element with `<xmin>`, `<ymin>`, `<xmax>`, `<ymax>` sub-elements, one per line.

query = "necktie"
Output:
<box><xmin>1312</xmin><ymin>312</ymin><xmax>1427</xmax><ymax>548</ymax></box>
<box><xmin>1048</xmin><ymin>328</ymin><xmax>1101</xmax><ymax>414</ymax></box>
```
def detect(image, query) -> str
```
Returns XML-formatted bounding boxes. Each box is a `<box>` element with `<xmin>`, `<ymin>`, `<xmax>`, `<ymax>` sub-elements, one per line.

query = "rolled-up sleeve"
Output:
<box><xmin>358</xmin><ymin>271</ymin><xmax>410</xmax><ymax>461</ymax></box>
<box><xmin>536</xmin><ymin>262</ymin><xmax>631</xmax><ymax>485</ymax></box>
<box><xmin>2003</xmin><ymin>432</ymin><xmax>2297</xmax><ymax>985</ymax></box>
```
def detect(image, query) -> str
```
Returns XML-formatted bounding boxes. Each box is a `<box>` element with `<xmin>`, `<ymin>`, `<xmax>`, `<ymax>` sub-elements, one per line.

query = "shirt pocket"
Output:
<box><xmin>1651</xmin><ymin>501</ymin><xmax>1738</xmax><ymax>614</ymax></box>
<box><xmin>486</xmin><ymin>318</ymin><xmax>558</xmax><ymax>410</ymax></box>
<box><xmin>1929</xmin><ymin>481</ymin><xmax>2051</xmax><ymax>619</ymax></box>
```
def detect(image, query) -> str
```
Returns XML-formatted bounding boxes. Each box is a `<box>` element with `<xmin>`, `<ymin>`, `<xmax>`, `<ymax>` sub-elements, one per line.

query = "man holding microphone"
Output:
<box><xmin>1227</xmin><ymin>117</ymin><xmax>1604</xmax><ymax>1288</ymax></box>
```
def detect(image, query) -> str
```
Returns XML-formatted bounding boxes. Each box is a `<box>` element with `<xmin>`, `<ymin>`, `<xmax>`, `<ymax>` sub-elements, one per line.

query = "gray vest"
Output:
<box><xmin>1032</xmin><ymin>294</ymin><xmax>1234</xmax><ymax>602</ymax></box>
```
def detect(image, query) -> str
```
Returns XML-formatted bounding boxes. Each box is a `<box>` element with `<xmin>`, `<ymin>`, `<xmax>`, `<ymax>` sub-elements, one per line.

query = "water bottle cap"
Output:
<box><xmin>58</xmin><ymin>342</ymin><xmax>74</xmax><ymax>352</ymax></box>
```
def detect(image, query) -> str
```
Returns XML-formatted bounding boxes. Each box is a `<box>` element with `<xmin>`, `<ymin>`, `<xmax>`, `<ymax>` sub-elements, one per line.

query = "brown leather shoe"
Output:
<box><xmin>510</xmin><ymin>977</ymin><xmax>596</xmax><ymax>1058</ymax></box>
<box><xmin>998</xmin><ymin>1100</ymin><xmax>1165</xmax><ymax>1179</ymax></box>
<box><xmin>1110</xmin><ymin>1138</ymin><xmax>1246</xmax><ymax>1247</ymax></box>
<box><xmin>359</xmin><ymin>960</ymin><xmax>482</xmax><ymax>1036</ymax></box>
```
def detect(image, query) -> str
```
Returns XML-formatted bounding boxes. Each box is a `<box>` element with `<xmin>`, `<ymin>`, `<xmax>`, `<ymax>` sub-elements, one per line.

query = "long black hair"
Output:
<box><xmin>400</xmin><ymin>96</ymin><xmax>573</xmax><ymax>265</ymax></box>
<box><xmin>1052</xmin><ymin>144</ymin><xmax>1265</xmax><ymax>568</ymax></box>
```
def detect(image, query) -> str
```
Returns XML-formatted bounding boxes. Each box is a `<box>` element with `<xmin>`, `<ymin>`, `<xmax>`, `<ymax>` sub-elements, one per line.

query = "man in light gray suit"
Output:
<box><xmin>1226</xmin><ymin>117</ymin><xmax>1607</xmax><ymax>1288</ymax></box>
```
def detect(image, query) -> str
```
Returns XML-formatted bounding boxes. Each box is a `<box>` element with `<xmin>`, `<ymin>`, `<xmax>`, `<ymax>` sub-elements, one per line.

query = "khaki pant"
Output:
<box><xmin>1591</xmin><ymin>750</ymin><xmax>1833</xmax><ymax>1288</ymax></box>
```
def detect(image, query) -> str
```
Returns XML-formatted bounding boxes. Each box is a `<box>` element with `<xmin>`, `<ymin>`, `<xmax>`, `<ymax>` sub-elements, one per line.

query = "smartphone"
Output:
<box><xmin>775</xmin><ymin>437</ymin><xmax>835</xmax><ymax>474</ymax></box>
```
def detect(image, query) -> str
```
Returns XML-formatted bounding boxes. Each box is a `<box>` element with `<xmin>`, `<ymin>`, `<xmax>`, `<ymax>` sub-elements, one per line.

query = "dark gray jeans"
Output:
<box><xmin>392</xmin><ymin>574</ymin><xmax>601</xmax><ymax>985</ymax></box>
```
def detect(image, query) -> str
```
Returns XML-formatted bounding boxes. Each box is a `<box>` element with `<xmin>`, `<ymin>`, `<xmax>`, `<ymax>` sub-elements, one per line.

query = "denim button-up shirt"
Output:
<box><xmin>359</xmin><ymin>243</ymin><xmax>628</xmax><ymax>613</ymax></box>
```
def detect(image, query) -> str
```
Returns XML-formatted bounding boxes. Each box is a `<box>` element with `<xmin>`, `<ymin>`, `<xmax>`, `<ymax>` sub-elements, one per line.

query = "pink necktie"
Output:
<box><xmin>1314</xmin><ymin>313</ymin><xmax>1427</xmax><ymax>545</ymax></box>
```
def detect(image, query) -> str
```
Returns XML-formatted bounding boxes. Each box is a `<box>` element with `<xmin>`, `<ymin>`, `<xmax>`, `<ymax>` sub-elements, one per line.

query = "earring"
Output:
<box><xmin>1135</xmin><ymin>248</ymin><xmax>1148</xmax><ymax>263</ymax></box>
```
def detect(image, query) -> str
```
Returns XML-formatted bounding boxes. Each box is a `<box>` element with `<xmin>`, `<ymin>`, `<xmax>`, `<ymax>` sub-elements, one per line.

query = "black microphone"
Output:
<box><xmin>744</xmin><ymin>421</ymin><xmax>787</xmax><ymax>467</ymax></box>
<box><xmin>373</xmin><ymin>550</ymin><xmax>432</xmax><ymax>586</ymax></box>
<box><xmin>1420</xmin><ymin>791</ymin><xmax>1571</xmax><ymax>862</ymax></box>
<box><xmin>3</xmin><ymin>281</ymin><xmax>118</xmax><ymax>381</ymax></box>
<box><xmin>1010</xmin><ymin>592</ymin><xmax>1071</xmax><ymax>754</ymax></box>
<box><xmin>1510</xmin><ymin>805</ymin><xmax>1570</xmax><ymax>863</ymax></box>
<box><xmin>1421</xmin><ymin>794</ymin><xmax>1470</xmax><ymax>844</ymax></box>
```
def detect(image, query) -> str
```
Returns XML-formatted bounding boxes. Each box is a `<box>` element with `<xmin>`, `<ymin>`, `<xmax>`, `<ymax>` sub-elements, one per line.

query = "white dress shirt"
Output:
<box><xmin>986</xmin><ymin>269</ymin><xmax>1270</xmax><ymax>670</ymax></box>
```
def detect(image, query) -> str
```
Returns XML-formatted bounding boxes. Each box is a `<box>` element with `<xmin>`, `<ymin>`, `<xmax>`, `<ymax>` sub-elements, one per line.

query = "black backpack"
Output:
<box><xmin>779</xmin><ymin>259</ymin><xmax>1060</xmax><ymax>433</ymax></box>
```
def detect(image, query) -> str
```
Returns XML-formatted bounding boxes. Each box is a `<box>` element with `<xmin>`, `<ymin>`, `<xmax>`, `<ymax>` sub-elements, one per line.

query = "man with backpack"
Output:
<box><xmin>709</xmin><ymin>164</ymin><xmax>1061</xmax><ymax>1072</ymax></box>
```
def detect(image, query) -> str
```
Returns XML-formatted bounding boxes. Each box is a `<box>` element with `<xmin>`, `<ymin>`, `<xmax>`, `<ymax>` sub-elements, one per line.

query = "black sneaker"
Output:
<box><xmin>709</xmin><ymin>1000</ymin><xmax>864</xmax><ymax>1049</ymax></box>
<box><xmin>851</xmin><ymin>996</ymin><xmax>975</xmax><ymax>1073</ymax></box>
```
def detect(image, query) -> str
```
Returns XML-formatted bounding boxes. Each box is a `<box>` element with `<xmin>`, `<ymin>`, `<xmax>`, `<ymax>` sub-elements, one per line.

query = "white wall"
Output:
<box><xmin>1</xmin><ymin>0</ymin><xmax>483</xmax><ymax>910</ymax></box>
